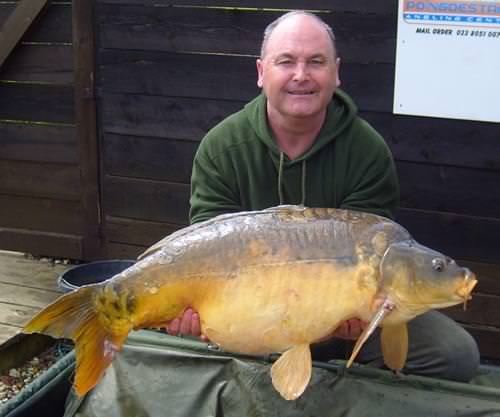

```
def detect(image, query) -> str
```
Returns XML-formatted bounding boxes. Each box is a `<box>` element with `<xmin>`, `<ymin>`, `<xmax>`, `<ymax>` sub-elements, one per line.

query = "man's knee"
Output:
<box><xmin>434</xmin><ymin>328</ymin><xmax>480</xmax><ymax>382</ymax></box>
<box><xmin>405</xmin><ymin>312</ymin><xmax>480</xmax><ymax>382</ymax></box>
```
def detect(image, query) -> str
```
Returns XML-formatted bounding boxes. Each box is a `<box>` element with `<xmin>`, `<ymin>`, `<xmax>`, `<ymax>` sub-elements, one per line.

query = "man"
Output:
<box><xmin>167</xmin><ymin>11</ymin><xmax>479</xmax><ymax>382</ymax></box>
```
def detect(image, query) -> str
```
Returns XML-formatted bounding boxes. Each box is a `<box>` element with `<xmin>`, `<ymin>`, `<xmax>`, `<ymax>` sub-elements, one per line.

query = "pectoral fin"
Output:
<box><xmin>270</xmin><ymin>344</ymin><xmax>312</xmax><ymax>401</ymax></box>
<box><xmin>381</xmin><ymin>323</ymin><xmax>408</xmax><ymax>371</ymax></box>
<box><xmin>346</xmin><ymin>297</ymin><xmax>395</xmax><ymax>367</ymax></box>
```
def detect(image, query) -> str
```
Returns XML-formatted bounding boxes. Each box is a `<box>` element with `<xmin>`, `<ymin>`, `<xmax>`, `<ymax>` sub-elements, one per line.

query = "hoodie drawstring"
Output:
<box><xmin>278</xmin><ymin>152</ymin><xmax>285</xmax><ymax>205</ymax></box>
<box><xmin>301</xmin><ymin>159</ymin><xmax>306</xmax><ymax>206</ymax></box>
<box><xmin>277</xmin><ymin>151</ymin><xmax>307</xmax><ymax>206</ymax></box>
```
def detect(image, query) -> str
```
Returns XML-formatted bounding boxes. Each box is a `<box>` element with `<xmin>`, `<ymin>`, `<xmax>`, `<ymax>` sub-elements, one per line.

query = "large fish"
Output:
<box><xmin>24</xmin><ymin>206</ymin><xmax>476</xmax><ymax>400</ymax></box>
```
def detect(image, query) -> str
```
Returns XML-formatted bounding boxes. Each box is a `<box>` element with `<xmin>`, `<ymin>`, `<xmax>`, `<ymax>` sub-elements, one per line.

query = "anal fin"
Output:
<box><xmin>381</xmin><ymin>323</ymin><xmax>408</xmax><ymax>372</ymax></box>
<box><xmin>270</xmin><ymin>344</ymin><xmax>311</xmax><ymax>401</ymax></box>
<box><xmin>74</xmin><ymin>318</ymin><xmax>128</xmax><ymax>397</ymax></box>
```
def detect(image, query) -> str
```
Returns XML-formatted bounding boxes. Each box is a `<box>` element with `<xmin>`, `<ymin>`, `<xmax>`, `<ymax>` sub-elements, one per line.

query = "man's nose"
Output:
<box><xmin>293</xmin><ymin>63</ymin><xmax>309</xmax><ymax>81</ymax></box>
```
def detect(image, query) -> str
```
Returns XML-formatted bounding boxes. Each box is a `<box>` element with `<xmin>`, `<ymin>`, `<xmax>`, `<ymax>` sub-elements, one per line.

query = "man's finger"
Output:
<box><xmin>179</xmin><ymin>308</ymin><xmax>193</xmax><ymax>335</ymax></box>
<box><xmin>191</xmin><ymin>312</ymin><xmax>201</xmax><ymax>336</ymax></box>
<box><xmin>339</xmin><ymin>321</ymin><xmax>349</xmax><ymax>336</ymax></box>
<box><xmin>167</xmin><ymin>318</ymin><xmax>180</xmax><ymax>335</ymax></box>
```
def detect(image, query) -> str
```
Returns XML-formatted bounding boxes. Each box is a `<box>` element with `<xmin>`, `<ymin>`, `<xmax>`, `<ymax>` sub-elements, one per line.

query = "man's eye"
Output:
<box><xmin>310</xmin><ymin>59</ymin><xmax>324</xmax><ymax>65</ymax></box>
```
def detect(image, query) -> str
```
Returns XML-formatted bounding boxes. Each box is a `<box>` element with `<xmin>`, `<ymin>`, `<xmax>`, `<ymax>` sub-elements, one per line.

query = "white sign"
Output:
<box><xmin>394</xmin><ymin>0</ymin><xmax>500</xmax><ymax>123</ymax></box>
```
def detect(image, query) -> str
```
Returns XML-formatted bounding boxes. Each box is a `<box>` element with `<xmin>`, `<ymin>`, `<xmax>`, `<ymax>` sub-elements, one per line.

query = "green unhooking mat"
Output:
<box><xmin>59</xmin><ymin>330</ymin><xmax>500</xmax><ymax>417</ymax></box>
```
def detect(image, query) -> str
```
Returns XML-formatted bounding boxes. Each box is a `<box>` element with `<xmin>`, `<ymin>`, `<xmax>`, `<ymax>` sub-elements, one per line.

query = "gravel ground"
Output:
<box><xmin>0</xmin><ymin>342</ymin><xmax>73</xmax><ymax>405</ymax></box>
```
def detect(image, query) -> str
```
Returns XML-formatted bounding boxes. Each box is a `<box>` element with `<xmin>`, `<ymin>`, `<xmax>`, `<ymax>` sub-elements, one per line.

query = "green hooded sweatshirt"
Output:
<box><xmin>190</xmin><ymin>89</ymin><xmax>399</xmax><ymax>224</ymax></box>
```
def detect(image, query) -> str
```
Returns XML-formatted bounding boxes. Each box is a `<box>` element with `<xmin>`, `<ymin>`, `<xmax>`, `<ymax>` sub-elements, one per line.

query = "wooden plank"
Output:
<box><xmin>444</xmin><ymin>294</ymin><xmax>500</xmax><ymax>328</ymax></box>
<box><xmin>0</xmin><ymin>227</ymin><xmax>83</xmax><ymax>260</ymax></box>
<box><xmin>104</xmin><ymin>241</ymin><xmax>146</xmax><ymax>260</ymax></box>
<box><xmin>0</xmin><ymin>160</ymin><xmax>81</xmax><ymax>201</ymax></box>
<box><xmin>0</xmin><ymin>194</ymin><xmax>83</xmax><ymax>234</ymax></box>
<box><xmin>0</xmin><ymin>83</ymin><xmax>75</xmax><ymax>124</ymax></box>
<box><xmin>0</xmin><ymin>323</ymin><xmax>21</xmax><ymax>346</ymax></box>
<box><xmin>102</xmin><ymin>83</ymin><xmax>389</xmax><ymax>140</ymax></box>
<box><xmin>463</xmin><ymin>324</ymin><xmax>500</xmax><ymax>360</ymax></box>
<box><xmin>0</xmin><ymin>3</ymin><xmax>72</xmax><ymax>44</ymax></box>
<box><xmin>98</xmin><ymin>51</ymin><xmax>259</xmax><ymax>101</ymax></box>
<box><xmin>98</xmin><ymin>0</ymin><xmax>398</xmax><ymax>14</ymax></box>
<box><xmin>101</xmin><ymin>92</ymin><xmax>243</xmax><ymax>139</ymax></box>
<box><xmin>361</xmin><ymin>112</ymin><xmax>500</xmax><ymax>171</ymax></box>
<box><xmin>102</xmin><ymin>175</ymin><xmax>190</xmax><ymax>225</ymax></box>
<box><xmin>458</xmin><ymin>260</ymin><xmax>500</xmax><ymax>296</ymax></box>
<box><xmin>96</xmin><ymin>4</ymin><xmax>263</xmax><ymax>55</ymax></box>
<box><xmin>0</xmin><ymin>44</ymin><xmax>73</xmax><ymax>84</ymax></box>
<box><xmin>0</xmin><ymin>302</ymin><xmax>40</xmax><ymax>328</ymax></box>
<box><xmin>105</xmin><ymin>215</ymin><xmax>183</xmax><ymax>247</ymax></box>
<box><xmin>97</xmin><ymin>5</ymin><xmax>396</xmax><ymax>62</ymax></box>
<box><xmin>397</xmin><ymin>161</ymin><xmax>500</xmax><ymax>219</ymax></box>
<box><xmin>0</xmin><ymin>122</ymin><xmax>77</xmax><ymax>164</ymax></box>
<box><xmin>397</xmin><ymin>208</ymin><xmax>500</xmax><ymax>265</ymax></box>
<box><xmin>73</xmin><ymin>0</ymin><xmax>102</xmax><ymax>260</ymax></box>
<box><xmin>0</xmin><ymin>0</ymin><xmax>48</xmax><ymax>68</ymax></box>
<box><xmin>97</xmin><ymin>51</ymin><xmax>498</xmax><ymax>167</ymax></box>
<box><xmin>0</xmin><ymin>281</ymin><xmax>61</xmax><ymax>309</ymax></box>
<box><xmin>0</xmin><ymin>251</ymin><xmax>68</xmax><ymax>291</ymax></box>
<box><xmin>341</xmin><ymin>64</ymin><xmax>393</xmax><ymax>112</ymax></box>
<box><xmin>103</xmin><ymin>133</ymin><xmax>198</xmax><ymax>183</ymax></box>
<box><xmin>97</xmin><ymin>51</ymin><xmax>393</xmax><ymax>107</ymax></box>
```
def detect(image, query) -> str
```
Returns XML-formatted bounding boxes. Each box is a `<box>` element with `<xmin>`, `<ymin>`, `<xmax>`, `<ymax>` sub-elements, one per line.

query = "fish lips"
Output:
<box><xmin>456</xmin><ymin>269</ymin><xmax>477</xmax><ymax>309</ymax></box>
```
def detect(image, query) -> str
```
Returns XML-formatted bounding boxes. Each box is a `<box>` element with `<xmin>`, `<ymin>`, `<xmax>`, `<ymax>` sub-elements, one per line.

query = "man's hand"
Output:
<box><xmin>167</xmin><ymin>310</ymin><xmax>365</xmax><ymax>343</ymax></box>
<box><xmin>316</xmin><ymin>319</ymin><xmax>367</xmax><ymax>343</ymax></box>
<box><xmin>331</xmin><ymin>319</ymin><xmax>367</xmax><ymax>340</ymax></box>
<box><xmin>166</xmin><ymin>308</ymin><xmax>209</xmax><ymax>341</ymax></box>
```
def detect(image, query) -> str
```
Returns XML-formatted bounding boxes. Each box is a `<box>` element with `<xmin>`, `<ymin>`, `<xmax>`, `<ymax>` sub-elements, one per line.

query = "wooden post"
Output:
<box><xmin>72</xmin><ymin>0</ymin><xmax>102</xmax><ymax>260</ymax></box>
<box><xmin>0</xmin><ymin>0</ymin><xmax>49</xmax><ymax>68</ymax></box>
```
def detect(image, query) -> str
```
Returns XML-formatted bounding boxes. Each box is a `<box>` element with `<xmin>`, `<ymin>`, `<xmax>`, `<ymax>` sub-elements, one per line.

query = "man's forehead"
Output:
<box><xmin>265</xmin><ymin>38</ymin><xmax>335</xmax><ymax>61</ymax></box>
<box><xmin>264</xmin><ymin>16</ymin><xmax>335</xmax><ymax>57</ymax></box>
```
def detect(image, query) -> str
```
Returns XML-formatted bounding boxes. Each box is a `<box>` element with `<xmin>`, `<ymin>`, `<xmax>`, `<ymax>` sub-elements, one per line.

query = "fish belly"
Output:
<box><xmin>194</xmin><ymin>261</ymin><xmax>368</xmax><ymax>355</ymax></box>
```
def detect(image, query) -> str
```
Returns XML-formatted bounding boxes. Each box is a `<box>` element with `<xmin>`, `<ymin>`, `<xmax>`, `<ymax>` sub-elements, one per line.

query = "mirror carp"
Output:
<box><xmin>24</xmin><ymin>206</ymin><xmax>477</xmax><ymax>400</ymax></box>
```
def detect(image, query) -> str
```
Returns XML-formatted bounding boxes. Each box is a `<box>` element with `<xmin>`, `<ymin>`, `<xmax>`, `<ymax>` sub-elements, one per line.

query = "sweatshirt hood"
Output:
<box><xmin>245</xmin><ymin>88</ymin><xmax>358</xmax><ymax>165</ymax></box>
<box><xmin>243</xmin><ymin>89</ymin><xmax>357</xmax><ymax>205</ymax></box>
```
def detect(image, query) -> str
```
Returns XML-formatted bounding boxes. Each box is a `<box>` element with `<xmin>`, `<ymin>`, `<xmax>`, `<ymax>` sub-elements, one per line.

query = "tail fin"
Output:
<box><xmin>24</xmin><ymin>287</ymin><xmax>127</xmax><ymax>396</ymax></box>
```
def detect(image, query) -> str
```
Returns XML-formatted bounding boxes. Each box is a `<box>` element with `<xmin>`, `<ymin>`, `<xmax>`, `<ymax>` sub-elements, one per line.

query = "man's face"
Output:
<box><xmin>256</xmin><ymin>15</ymin><xmax>341</xmax><ymax>122</ymax></box>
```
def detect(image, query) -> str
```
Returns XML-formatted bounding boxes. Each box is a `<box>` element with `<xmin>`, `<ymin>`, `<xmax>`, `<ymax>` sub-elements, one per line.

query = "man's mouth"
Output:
<box><xmin>287</xmin><ymin>91</ymin><xmax>316</xmax><ymax>95</ymax></box>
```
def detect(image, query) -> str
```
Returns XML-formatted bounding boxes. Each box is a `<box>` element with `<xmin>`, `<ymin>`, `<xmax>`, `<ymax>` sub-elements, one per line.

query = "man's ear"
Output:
<box><xmin>335</xmin><ymin>57</ymin><xmax>341</xmax><ymax>88</ymax></box>
<box><xmin>256</xmin><ymin>58</ymin><xmax>264</xmax><ymax>88</ymax></box>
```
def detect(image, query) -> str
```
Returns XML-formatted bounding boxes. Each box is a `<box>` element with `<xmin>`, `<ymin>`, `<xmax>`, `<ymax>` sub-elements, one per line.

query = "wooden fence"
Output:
<box><xmin>0</xmin><ymin>0</ymin><xmax>499</xmax><ymax>359</ymax></box>
<box><xmin>0</xmin><ymin>0</ymin><xmax>100</xmax><ymax>259</ymax></box>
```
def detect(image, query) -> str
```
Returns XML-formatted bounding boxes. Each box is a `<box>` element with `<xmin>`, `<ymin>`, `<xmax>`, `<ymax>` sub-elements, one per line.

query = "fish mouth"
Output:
<box><xmin>456</xmin><ymin>269</ymin><xmax>477</xmax><ymax>310</ymax></box>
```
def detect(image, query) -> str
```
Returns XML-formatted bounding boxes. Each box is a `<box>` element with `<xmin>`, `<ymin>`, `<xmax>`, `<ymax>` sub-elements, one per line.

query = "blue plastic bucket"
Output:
<box><xmin>57</xmin><ymin>260</ymin><xmax>135</xmax><ymax>293</ymax></box>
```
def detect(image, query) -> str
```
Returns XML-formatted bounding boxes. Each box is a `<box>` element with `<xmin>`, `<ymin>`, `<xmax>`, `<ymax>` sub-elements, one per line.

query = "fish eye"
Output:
<box><xmin>432</xmin><ymin>258</ymin><xmax>445</xmax><ymax>272</ymax></box>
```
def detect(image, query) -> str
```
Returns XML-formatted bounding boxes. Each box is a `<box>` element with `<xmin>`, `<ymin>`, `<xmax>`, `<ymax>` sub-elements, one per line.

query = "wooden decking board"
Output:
<box><xmin>0</xmin><ymin>252</ymin><xmax>68</xmax><ymax>289</ymax></box>
<box><xmin>0</xmin><ymin>323</ymin><xmax>21</xmax><ymax>345</ymax></box>
<box><xmin>0</xmin><ymin>282</ymin><xmax>62</xmax><ymax>309</ymax></box>
<box><xmin>0</xmin><ymin>250</ymin><xmax>69</xmax><ymax>346</ymax></box>
<box><xmin>0</xmin><ymin>302</ymin><xmax>39</xmax><ymax>327</ymax></box>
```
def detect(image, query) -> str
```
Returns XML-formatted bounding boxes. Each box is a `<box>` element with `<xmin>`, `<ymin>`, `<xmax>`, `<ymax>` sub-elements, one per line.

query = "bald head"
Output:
<box><xmin>260</xmin><ymin>11</ymin><xmax>337</xmax><ymax>59</ymax></box>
